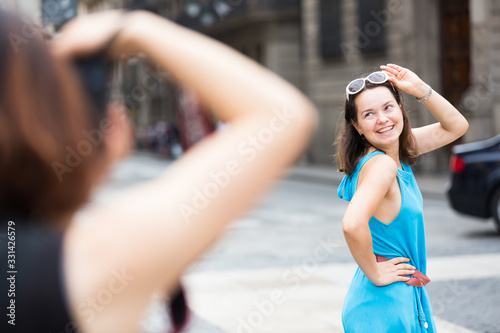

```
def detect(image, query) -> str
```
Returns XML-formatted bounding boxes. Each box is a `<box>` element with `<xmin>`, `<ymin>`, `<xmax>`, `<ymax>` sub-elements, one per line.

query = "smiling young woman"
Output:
<box><xmin>336</xmin><ymin>70</ymin><xmax>418</xmax><ymax>177</ymax></box>
<box><xmin>335</xmin><ymin>64</ymin><xmax>468</xmax><ymax>333</ymax></box>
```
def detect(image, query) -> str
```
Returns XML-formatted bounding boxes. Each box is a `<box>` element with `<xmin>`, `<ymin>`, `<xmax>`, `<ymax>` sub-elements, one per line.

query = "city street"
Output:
<box><xmin>93</xmin><ymin>154</ymin><xmax>500</xmax><ymax>333</ymax></box>
<box><xmin>2</xmin><ymin>1</ymin><xmax>499</xmax><ymax>333</ymax></box>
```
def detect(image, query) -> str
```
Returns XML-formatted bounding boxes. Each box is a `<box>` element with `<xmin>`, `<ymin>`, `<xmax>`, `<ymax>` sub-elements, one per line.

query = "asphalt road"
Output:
<box><xmin>95</xmin><ymin>154</ymin><xmax>500</xmax><ymax>333</ymax></box>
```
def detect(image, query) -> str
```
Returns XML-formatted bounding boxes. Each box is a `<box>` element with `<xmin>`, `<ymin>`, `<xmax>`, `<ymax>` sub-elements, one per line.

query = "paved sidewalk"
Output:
<box><xmin>183</xmin><ymin>253</ymin><xmax>500</xmax><ymax>333</ymax></box>
<box><xmin>119</xmin><ymin>154</ymin><xmax>460</xmax><ymax>332</ymax></box>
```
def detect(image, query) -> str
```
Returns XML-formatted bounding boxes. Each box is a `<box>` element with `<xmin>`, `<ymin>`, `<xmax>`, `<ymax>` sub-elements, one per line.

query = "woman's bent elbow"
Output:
<box><xmin>342</xmin><ymin>220</ymin><xmax>364</xmax><ymax>237</ymax></box>
<box><xmin>460</xmin><ymin>119</ymin><xmax>469</xmax><ymax>137</ymax></box>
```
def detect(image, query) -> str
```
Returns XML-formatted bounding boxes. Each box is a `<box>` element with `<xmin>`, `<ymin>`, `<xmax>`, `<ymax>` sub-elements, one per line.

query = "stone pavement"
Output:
<box><xmin>107</xmin><ymin>154</ymin><xmax>487</xmax><ymax>332</ymax></box>
<box><xmin>183</xmin><ymin>253</ymin><xmax>500</xmax><ymax>333</ymax></box>
<box><xmin>179</xmin><ymin>163</ymin><xmax>481</xmax><ymax>333</ymax></box>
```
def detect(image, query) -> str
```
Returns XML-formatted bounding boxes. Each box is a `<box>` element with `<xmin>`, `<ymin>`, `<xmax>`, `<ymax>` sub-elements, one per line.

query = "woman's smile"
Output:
<box><xmin>353</xmin><ymin>86</ymin><xmax>404</xmax><ymax>151</ymax></box>
<box><xmin>376</xmin><ymin>125</ymin><xmax>395</xmax><ymax>134</ymax></box>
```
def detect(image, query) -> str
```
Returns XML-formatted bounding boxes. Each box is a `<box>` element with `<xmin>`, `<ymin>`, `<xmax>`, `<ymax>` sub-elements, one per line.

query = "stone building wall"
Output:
<box><xmin>301</xmin><ymin>0</ymin><xmax>500</xmax><ymax>172</ymax></box>
<box><xmin>45</xmin><ymin>0</ymin><xmax>500</xmax><ymax>172</ymax></box>
<box><xmin>480</xmin><ymin>0</ymin><xmax>500</xmax><ymax>138</ymax></box>
<box><xmin>215</xmin><ymin>21</ymin><xmax>302</xmax><ymax>92</ymax></box>
<box><xmin>301</xmin><ymin>0</ymin><xmax>441</xmax><ymax>168</ymax></box>
<box><xmin>465</xmin><ymin>0</ymin><xmax>494</xmax><ymax>142</ymax></box>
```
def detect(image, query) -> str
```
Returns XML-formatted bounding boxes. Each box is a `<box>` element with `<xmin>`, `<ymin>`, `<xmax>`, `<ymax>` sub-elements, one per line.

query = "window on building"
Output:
<box><xmin>319</xmin><ymin>0</ymin><xmax>342</xmax><ymax>59</ymax></box>
<box><xmin>357</xmin><ymin>0</ymin><xmax>387</xmax><ymax>54</ymax></box>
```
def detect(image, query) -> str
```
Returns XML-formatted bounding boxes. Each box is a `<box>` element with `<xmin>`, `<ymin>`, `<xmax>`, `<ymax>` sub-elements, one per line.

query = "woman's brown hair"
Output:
<box><xmin>334</xmin><ymin>80</ymin><xmax>418</xmax><ymax>176</ymax></box>
<box><xmin>0</xmin><ymin>11</ymin><xmax>106</xmax><ymax>222</ymax></box>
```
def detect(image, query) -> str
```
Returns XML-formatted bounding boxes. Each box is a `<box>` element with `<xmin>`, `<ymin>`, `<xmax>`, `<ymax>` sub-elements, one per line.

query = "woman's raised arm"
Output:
<box><xmin>381</xmin><ymin>64</ymin><xmax>468</xmax><ymax>155</ymax></box>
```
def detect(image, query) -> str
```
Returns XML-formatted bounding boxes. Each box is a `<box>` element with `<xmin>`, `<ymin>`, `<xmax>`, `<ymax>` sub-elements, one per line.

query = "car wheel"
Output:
<box><xmin>492</xmin><ymin>186</ymin><xmax>500</xmax><ymax>233</ymax></box>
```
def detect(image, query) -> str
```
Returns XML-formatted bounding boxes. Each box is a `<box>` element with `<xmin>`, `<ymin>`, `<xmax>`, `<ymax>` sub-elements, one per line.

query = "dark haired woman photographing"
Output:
<box><xmin>0</xmin><ymin>9</ymin><xmax>316</xmax><ymax>333</ymax></box>
<box><xmin>336</xmin><ymin>64</ymin><xmax>468</xmax><ymax>332</ymax></box>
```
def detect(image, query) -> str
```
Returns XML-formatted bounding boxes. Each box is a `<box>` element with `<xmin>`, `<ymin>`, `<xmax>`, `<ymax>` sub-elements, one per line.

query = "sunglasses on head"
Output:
<box><xmin>345</xmin><ymin>71</ymin><xmax>391</xmax><ymax>101</ymax></box>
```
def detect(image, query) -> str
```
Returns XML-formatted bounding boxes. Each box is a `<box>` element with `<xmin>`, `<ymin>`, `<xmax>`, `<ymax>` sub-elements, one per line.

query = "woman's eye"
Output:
<box><xmin>364</xmin><ymin>112</ymin><xmax>373</xmax><ymax>118</ymax></box>
<box><xmin>385</xmin><ymin>105</ymin><xmax>393</xmax><ymax>110</ymax></box>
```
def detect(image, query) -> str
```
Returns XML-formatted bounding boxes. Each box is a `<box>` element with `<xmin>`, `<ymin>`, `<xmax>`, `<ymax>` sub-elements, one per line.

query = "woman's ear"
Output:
<box><xmin>351</xmin><ymin>121</ymin><xmax>362</xmax><ymax>136</ymax></box>
<box><xmin>104</xmin><ymin>101</ymin><xmax>133</xmax><ymax>164</ymax></box>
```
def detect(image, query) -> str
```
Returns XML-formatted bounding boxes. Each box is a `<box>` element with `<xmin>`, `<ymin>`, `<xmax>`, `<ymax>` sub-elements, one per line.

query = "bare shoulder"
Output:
<box><xmin>358</xmin><ymin>154</ymin><xmax>398</xmax><ymax>187</ymax></box>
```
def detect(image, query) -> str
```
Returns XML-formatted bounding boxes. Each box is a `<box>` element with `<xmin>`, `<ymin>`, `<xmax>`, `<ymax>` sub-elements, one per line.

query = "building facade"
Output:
<box><xmin>302</xmin><ymin>0</ymin><xmax>500</xmax><ymax>172</ymax></box>
<box><xmin>171</xmin><ymin>0</ymin><xmax>500</xmax><ymax>172</ymax></box>
<box><xmin>1</xmin><ymin>0</ymin><xmax>39</xmax><ymax>15</ymax></box>
<box><xmin>9</xmin><ymin>0</ymin><xmax>500</xmax><ymax>172</ymax></box>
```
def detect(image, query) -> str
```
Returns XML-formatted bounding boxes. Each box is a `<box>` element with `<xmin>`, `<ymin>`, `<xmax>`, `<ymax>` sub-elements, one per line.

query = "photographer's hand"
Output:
<box><xmin>52</xmin><ymin>10</ymin><xmax>125</xmax><ymax>59</ymax></box>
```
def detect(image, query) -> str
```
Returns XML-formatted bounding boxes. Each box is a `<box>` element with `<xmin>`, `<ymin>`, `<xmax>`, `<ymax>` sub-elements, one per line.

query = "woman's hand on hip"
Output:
<box><xmin>372</xmin><ymin>257</ymin><xmax>416</xmax><ymax>286</ymax></box>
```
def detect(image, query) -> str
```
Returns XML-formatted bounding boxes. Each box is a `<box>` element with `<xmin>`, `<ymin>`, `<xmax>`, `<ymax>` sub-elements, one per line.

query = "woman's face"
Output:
<box><xmin>353</xmin><ymin>86</ymin><xmax>404</xmax><ymax>151</ymax></box>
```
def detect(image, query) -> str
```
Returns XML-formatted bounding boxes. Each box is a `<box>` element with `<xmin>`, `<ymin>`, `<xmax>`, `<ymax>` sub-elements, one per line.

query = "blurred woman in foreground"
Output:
<box><xmin>0</xmin><ymin>9</ymin><xmax>316</xmax><ymax>333</ymax></box>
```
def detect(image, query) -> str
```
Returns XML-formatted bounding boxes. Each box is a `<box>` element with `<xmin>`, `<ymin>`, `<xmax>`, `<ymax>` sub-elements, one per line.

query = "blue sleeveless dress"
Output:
<box><xmin>337</xmin><ymin>151</ymin><xmax>436</xmax><ymax>333</ymax></box>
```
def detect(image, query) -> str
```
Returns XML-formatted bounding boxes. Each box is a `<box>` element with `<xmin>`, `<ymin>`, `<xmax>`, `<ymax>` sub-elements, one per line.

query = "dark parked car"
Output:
<box><xmin>447</xmin><ymin>134</ymin><xmax>500</xmax><ymax>232</ymax></box>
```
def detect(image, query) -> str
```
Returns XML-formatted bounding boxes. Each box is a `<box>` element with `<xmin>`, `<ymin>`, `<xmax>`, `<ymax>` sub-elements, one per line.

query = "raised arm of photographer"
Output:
<box><xmin>56</xmin><ymin>11</ymin><xmax>317</xmax><ymax>333</ymax></box>
<box><xmin>381</xmin><ymin>64</ymin><xmax>469</xmax><ymax>155</ymax></box>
